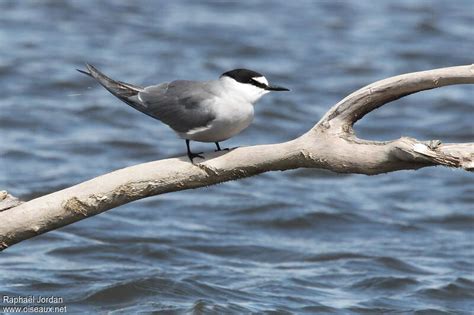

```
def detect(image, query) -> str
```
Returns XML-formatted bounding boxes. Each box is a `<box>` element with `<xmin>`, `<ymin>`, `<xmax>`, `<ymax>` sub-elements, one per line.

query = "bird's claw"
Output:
<box><xmin>188</xmin><ymin>152</ymin><xmax>205</xmax><ymax>163</ymax></box>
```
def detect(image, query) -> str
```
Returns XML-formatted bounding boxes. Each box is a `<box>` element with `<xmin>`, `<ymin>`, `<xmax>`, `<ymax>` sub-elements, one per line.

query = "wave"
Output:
<box><xmin>350</xmin><ymin>276</ymin><xmax>419</xmax><ymax>291</ymax></box>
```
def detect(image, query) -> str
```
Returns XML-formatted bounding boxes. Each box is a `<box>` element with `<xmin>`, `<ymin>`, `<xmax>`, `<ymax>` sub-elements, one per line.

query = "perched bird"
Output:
<box><xmin>78</xmin><ymin>64</ymin><xmax>289</xmax><ymax>162</ymax></box>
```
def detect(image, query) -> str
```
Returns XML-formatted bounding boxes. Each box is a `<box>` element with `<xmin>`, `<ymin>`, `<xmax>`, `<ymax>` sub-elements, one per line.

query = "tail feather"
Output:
<box><xmin>76</xmin><ymin>68</ymin><xmax>92</xmax><ymax>77</ymax></box>
<box><xmin>77</xmin><ymin>64</ymin><xmax>144</xmax><ymax>105</ymax></box>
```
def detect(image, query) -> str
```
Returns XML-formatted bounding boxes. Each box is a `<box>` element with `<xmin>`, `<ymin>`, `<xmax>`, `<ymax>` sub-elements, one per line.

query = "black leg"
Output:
<box><xmin>185</xmin><ymin>139</ymin><xmax>204</xmax><ymax>162</ymax></box>
<box><xmin>215</xmin><ymin>141</ymin><xmax>230</xmax><ymax>152</ymax></box>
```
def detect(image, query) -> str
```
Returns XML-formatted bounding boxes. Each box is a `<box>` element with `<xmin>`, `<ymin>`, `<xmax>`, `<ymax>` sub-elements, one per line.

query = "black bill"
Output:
<box><xmin>266</xmin><ymin>85</ymin><xmax>290</xmax><ymax>91</ymax></box>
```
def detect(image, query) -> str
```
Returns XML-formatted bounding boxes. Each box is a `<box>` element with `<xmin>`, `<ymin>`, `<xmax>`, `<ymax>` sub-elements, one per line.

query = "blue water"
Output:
<box><xmin>1</xmin><ymin>0</ymin><xmax>473</xmax><ymax>314</ymax></box>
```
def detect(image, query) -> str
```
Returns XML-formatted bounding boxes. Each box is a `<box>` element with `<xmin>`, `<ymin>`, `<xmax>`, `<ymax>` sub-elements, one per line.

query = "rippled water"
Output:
<box><xmin>1</xmin><ymin>0</ymin><xmax>473</xmax><ymax>314</ymax></box>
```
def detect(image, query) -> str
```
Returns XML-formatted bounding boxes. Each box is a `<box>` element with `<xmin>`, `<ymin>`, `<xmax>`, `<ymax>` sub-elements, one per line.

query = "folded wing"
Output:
<box><xmin>138</xmin><ymin>81</ymin><xmax>216</xmax><ymax>133</ymax></box>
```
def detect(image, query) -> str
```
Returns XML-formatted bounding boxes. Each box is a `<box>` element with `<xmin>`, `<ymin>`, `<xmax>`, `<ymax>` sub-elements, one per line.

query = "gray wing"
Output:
<box><xmin>138</xmin><ymin>80</ymin><xmax>217</xmax><ymax>133</ymax></box>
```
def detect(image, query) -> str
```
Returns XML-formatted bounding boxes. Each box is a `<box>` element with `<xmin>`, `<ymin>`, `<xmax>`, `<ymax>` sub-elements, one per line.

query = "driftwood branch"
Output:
<box><xmin>0</xmin><ymin>191</ymin><xmax>23</xmax><ymax>212</ymax></box>
<box><xmin>1</xmin><ymin>65</ymin><xmax>473</xmax><ymax>251</ymax></box>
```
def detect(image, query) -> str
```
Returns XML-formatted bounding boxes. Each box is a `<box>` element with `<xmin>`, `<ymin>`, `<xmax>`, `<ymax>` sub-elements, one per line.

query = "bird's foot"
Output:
<box><xmin>214</xmin><ymin>148</ymin><xmax>230</xmax><ymax>152</ymax></box>
<box><xmin>188</xmin><ymin>152</ymin><xmax>205</xmax><ymax>163</ymax></box>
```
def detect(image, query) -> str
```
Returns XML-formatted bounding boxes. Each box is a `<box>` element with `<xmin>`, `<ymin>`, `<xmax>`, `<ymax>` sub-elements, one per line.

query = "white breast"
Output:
<box><xmin>177</xmin><ymin>76</ymin><xmax>267</xmax><ymax>142</ymax></box>
<box><xmin>180</xmin><ymin>98</ymin><xmax>254</xmax><ymax>142</ymax></box>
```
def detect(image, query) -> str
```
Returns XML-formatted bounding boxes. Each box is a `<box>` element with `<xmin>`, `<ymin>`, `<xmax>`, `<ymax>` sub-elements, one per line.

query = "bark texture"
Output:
<box><xmin>1</xmin><ymin>65</ymin><xmax>473</xmax><ymax>251</ymax></box>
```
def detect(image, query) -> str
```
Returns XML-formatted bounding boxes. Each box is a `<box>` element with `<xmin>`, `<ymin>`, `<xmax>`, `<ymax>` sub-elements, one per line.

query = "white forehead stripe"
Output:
<box><xmin>252</xmin><ymin>76</ymin><xmax>268</xmax><ymax>85</ymax></box>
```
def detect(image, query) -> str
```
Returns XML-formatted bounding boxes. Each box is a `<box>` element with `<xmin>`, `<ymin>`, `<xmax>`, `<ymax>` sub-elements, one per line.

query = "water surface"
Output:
<box><xmin>1</xmin><ymin>0</ymin><xmax>473</xmax><ymax>314</ymax></box>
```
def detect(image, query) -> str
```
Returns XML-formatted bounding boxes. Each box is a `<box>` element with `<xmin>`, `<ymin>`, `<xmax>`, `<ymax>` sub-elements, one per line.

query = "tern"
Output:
<box><xmin>78</xmin><ymin>64</ymin><xmax>289</xmax><ymax>162</ymax></box>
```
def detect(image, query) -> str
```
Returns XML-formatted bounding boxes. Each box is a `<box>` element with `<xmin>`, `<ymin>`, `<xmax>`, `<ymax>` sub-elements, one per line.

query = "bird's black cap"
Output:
<box><xmin>221</xmin><ymin>69</ymin><xmax>289</xmax><ymax>91</ymax></box>
<box><xmin>221</xmin><ymin>69</ymin><xmax>264</xmax><ymax>84</ymax></box>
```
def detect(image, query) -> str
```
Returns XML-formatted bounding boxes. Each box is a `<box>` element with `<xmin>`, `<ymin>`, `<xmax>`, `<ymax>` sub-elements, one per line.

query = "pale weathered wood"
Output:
<box><xmin>0</xmin><ymin>191</ymin><xmax>23</xmax><ymax>212</ymax></box>
<box><xmin>1</xmin><ymin>65</ymin><xmax>473</xmax><ymax>251</ymax></box>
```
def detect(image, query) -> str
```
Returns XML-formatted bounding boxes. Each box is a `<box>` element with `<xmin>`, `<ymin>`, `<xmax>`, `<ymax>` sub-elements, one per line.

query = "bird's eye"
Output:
<box><xmin>250</xmin><ymin>79</ymin><xmax>267</xmax><ymax>89</ymax></box>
